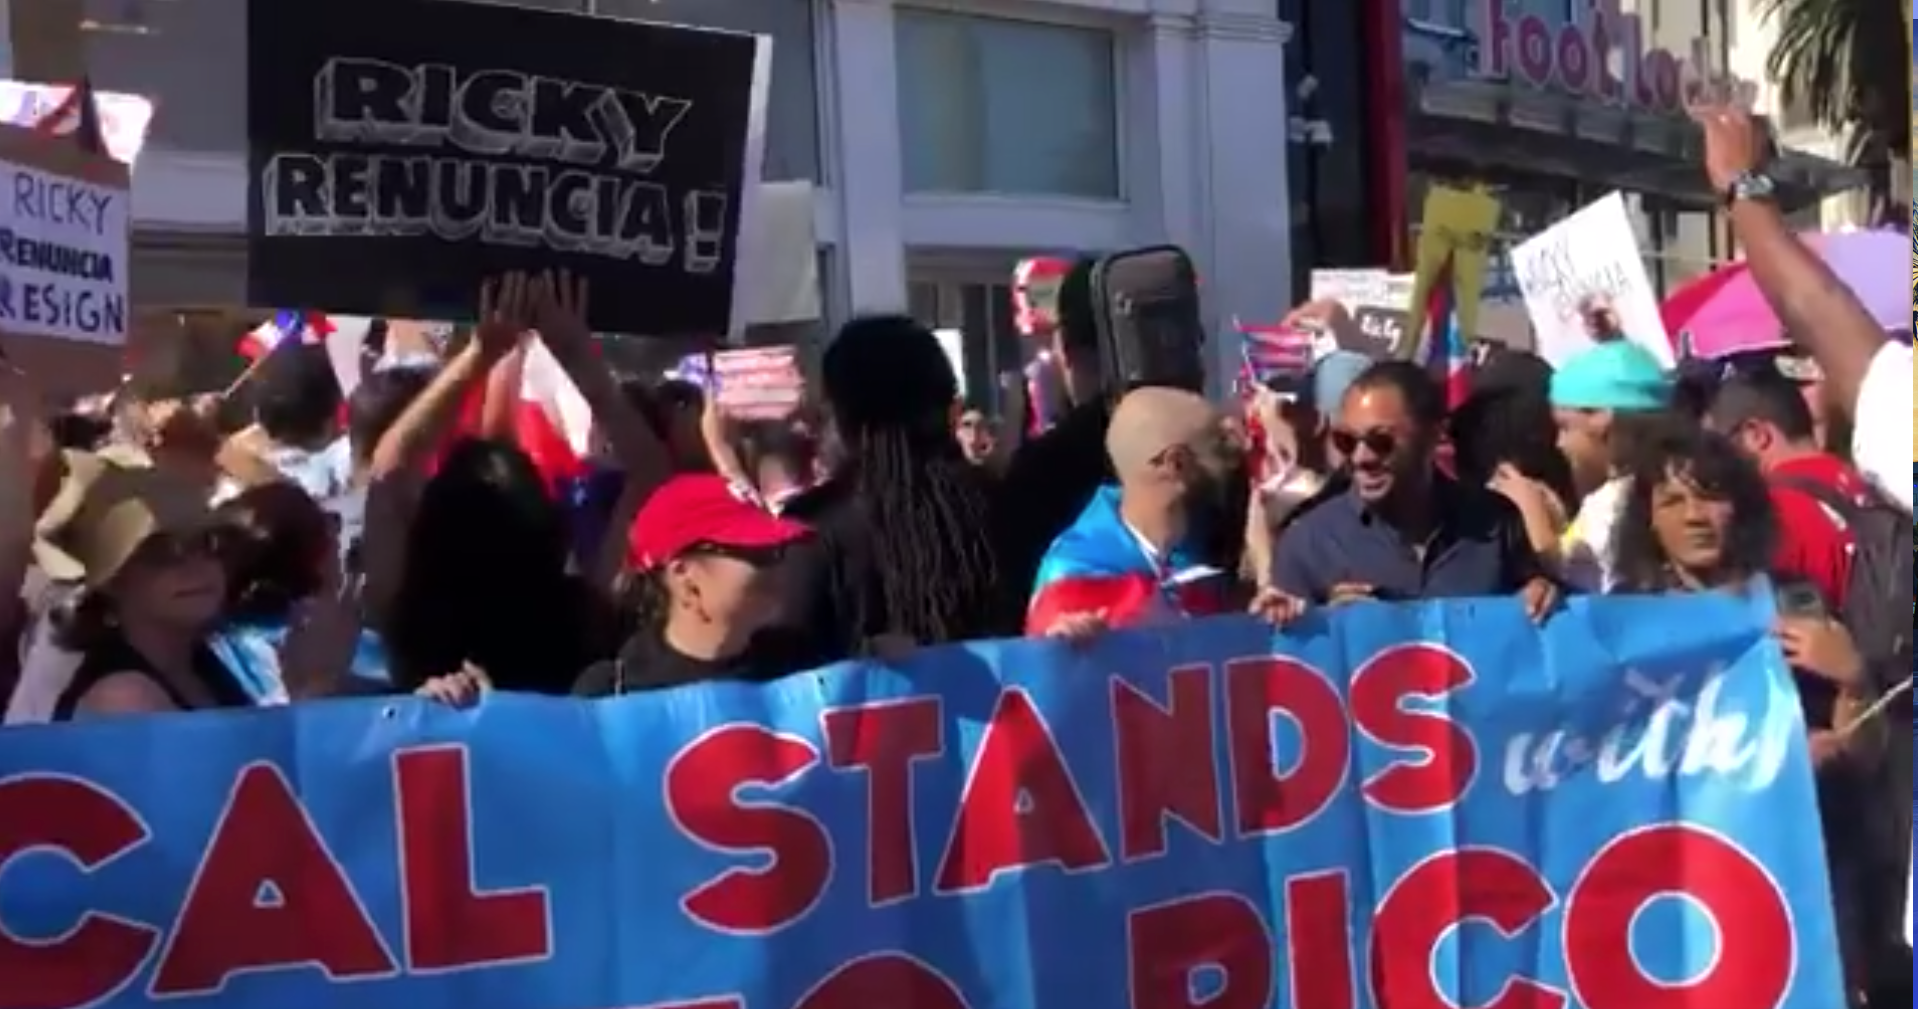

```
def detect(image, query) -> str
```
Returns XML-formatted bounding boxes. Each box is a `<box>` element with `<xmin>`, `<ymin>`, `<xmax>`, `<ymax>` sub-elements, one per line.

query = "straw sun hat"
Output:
<box><xmin>33</xmin><ymin>457</ymin><xmax>217</xmax><ymax>589</ymax></box>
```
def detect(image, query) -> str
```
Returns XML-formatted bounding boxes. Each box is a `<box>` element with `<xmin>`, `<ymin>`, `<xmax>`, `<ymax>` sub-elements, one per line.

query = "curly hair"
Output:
<box><xmin>1610</xmin><ymin>425</ymin><xmax>1777</xmax><ymax>592</ymax></box>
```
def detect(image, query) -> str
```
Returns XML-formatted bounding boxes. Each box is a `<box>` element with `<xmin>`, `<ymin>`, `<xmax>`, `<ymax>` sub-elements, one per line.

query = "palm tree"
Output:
<box><xmin>1757</xmin><ymin>0</ymin><xmax>1910</xmax><ymax>224</ymax></box>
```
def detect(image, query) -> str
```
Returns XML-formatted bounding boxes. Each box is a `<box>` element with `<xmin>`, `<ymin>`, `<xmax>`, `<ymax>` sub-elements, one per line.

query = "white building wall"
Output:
<box><xmin>824</xmin><ymin>0</ymin><xmax>1295</xmax><ymax>386</ymax></box>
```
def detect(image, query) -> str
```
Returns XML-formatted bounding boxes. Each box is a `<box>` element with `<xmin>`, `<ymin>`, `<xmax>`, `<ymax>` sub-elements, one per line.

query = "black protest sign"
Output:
<box><xmin>245</xmin><ymin>0</ymin><xmax>767</xmax><ymax>336</ymax></box>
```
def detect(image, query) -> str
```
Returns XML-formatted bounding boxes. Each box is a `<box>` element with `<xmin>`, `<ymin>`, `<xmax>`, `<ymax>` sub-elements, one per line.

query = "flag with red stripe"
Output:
<box><xmin>29</xmin><ymin>77</ymin><xmax>107</xmax><ymax>156</ymax></box>
<box><xmin>712</xmin><ymin>348</ymin><xmax>803</xmax><ymax>419</ymax></box>
<box><xmin>1417</xmin><ymin>257</ymin><xmax>1472</xmax><ymax>410</ymax></box>
<box><xmin>1233</xmin><ymin>318</ymin><xmax>1313</xmax><ymax>395</ymax></box>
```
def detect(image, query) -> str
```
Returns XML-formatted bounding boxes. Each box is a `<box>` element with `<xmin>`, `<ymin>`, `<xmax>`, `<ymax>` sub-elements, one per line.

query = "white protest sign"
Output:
<box><xmin>932</xmin><ymin>328</ymin><xmax>966</xmax><ymax>398</ymax></box>
<box><xmin>1510</xmin><ymin>192</ymin><xmax>1672</xmax><ymax>368</ymax></box>
<box><xmin>0</xmin><ymin>125</ymin><xmax>130</xmax><ymax>345</ymax></box>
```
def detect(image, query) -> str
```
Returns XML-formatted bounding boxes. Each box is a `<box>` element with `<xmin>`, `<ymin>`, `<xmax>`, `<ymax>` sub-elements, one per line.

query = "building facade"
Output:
<box><xmin>839</xmin><ymin>0</ymin><xmax>1296</xmax><ymax>398</ymax></box>
<box><xmin>1324</xmin><ymin>0</ymin><xmax>1866</xmax><ymax>344</ymax></box>
<box><xmin>2</xmin><ymin>0</ymin><xmax>1298</xmax><ymax>397</ymax></box>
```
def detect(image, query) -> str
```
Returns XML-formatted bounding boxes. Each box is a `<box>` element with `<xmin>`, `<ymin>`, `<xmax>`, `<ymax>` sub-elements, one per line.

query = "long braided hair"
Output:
<box><xmin>821</xmin><ymin>315</ymin><xmax>1002</xmax><ymax>644</ymax></box>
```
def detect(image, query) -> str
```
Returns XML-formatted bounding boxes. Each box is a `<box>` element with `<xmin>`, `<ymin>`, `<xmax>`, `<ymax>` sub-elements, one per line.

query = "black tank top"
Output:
<box><xmin>52</xmin><ymin>632</ymin><xmax>253</xmax><ymax>721</ymax></box>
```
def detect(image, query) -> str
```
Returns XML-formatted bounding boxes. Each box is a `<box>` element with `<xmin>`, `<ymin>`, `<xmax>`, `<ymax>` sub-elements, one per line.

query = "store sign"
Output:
<box><xmin>1474</xmin><ymin>0</ymin><xmax>1701</xmax><ymax>113</ymax></box>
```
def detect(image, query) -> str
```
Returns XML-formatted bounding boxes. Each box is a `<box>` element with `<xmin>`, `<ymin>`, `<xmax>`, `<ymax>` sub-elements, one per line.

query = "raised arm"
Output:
<box><xmin>528</xmin><ymin>271</ymin><xmax>670</xmax><ymax>501</ymax></box>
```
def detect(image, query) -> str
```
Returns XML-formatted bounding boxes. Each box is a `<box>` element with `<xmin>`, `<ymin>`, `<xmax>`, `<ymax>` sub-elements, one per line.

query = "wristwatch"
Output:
<box><xmin>1722</xmin><ymin>170</ymin><xmax>1777</xmax><ymax>207</ymax></box>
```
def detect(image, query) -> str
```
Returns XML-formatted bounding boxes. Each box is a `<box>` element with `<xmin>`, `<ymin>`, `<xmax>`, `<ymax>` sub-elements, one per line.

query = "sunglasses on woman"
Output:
<box><xmin>130</xmin><ymin>527</ymin><xmax>227</xmax><ymax>569</ymax></box>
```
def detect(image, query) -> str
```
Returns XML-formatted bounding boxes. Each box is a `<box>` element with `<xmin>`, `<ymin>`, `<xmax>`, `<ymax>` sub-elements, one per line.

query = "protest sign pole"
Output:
<box><xmin>219</xmin><ymin>351</ymin><xmax>275</xmax><ymax>399</ymax></box>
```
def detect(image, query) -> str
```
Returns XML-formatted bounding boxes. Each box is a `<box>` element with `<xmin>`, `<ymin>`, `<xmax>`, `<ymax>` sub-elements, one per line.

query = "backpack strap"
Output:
<box><xmin>1771</xmin><ymin>474</ymin><xmax>1864</xmax><ymax>526</ymax></box>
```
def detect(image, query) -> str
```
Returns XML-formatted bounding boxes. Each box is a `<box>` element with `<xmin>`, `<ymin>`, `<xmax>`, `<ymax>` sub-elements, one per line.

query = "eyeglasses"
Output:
<box><xmin>1329</xmin><ymin>428</ymin><xmax>1398</xmax><ymax>459</ymax></box>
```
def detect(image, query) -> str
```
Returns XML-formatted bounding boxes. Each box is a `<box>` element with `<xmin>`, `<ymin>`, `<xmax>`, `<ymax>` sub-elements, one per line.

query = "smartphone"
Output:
<box><xmin>1774</xmin><ymin>582</ymin><xmax>1830</xmax><ymax>620</ymax></box>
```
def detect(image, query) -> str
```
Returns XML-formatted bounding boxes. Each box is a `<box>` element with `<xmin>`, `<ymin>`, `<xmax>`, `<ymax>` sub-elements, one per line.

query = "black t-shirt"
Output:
<box><xmin>777</xmin><ymin>477</ymin><xmax>883</xmax><ymax>664</ymax></box>
<box><xmin>53</xmin><ymin>630</ymin><xmax>253</xmax><ymax>721</ymax></box>
<box><xmin>990</xmin><ymin>400</ymin><xmax>1114</xmax><ymax>617</ymax></box>
<box><xmin>387</xmin><ymin>574</ymin><xmax>621</xmax><ymax>694</ymax></box>
<box><xmin>571</xmin><ymin>625</ymin><xmax>814</xmax><ymax>697</ymax></box>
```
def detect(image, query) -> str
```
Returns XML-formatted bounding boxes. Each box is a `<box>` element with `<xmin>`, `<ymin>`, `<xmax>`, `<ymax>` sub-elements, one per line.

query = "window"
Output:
<box><xmin>895</xmin><ymin>9</ymin><xmax>1120</xmax><ymax>199</ymax></box>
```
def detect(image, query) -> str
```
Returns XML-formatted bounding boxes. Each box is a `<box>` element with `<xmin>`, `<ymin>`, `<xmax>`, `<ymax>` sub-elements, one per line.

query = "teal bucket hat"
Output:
<box><xmin>1548</xmin><ymin>340</ymin><xmax>1672</xmax><ymax>412</ymax></box>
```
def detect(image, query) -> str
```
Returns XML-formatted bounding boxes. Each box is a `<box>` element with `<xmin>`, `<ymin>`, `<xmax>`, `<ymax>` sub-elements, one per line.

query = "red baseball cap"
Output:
<box><xmin>626</xmin><ymin>474</ymin><xmax>810</xmax><ymax>570</ymax></box>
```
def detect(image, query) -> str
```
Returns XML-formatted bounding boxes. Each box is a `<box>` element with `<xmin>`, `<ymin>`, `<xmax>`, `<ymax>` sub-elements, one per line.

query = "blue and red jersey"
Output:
<box><xmin>1025</xmin><ymin>487</ymin><xmax>1231</xmax><ymax>636</ymax></box>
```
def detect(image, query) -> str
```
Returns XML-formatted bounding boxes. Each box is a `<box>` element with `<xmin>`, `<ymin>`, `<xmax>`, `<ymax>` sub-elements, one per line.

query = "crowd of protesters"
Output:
<box><xmin>0</xmin><ymin>104</ymin><xmax>1909</xmax><ymax>1006</ymax></box>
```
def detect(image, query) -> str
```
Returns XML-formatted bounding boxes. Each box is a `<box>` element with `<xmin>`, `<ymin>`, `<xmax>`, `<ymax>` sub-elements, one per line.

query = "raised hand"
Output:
<box><xmin>277</xmin><ymin>574</ymin><xmax>364</xmax><ymax>700</ymax></box>
<box><xmin>475</xmin><ymin>273</ymin><xmax>533</xmax><ymax>360</ymax></box>
<box><xmin>530</xmin><ymin>269</ymin><xmax>593</xmax><ymax>359</ymax></box>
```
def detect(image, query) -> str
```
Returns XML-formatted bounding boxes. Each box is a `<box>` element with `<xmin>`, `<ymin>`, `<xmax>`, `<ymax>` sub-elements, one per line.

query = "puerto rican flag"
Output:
<box><xmin>1417</xmin><ymin>256</ymin><xmax>1472</xmax><ymax>410</ymax></box>
<box><xmin>238</xmin><ymin>310</ymin><xmax>334</xmax><ymax>360</ymax></box>
<box><xmin>1232</xmin><ymin>318</ymin><xmax>1314</xmax><ymax>392</ymax></box>
<box><xmin>1026</xmin><ymin>487</ymin><xmax>1228</xmax><ymax>635</ymax></box>
<box><xmin>27</xmin><ymin>76</ymin><xmax>108</xmax><ymax>157</ymax></box>
<box><xmin>514</xmin><ymin>339</ymin><xmax>594</xmax><ymax>487</ymax></box>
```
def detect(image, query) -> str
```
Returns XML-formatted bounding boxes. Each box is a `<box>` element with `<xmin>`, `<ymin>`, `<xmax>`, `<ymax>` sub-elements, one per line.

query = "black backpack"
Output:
<box><xmin>1776</xmin><ymin>477</ymin><xmax>1913</xmax><ymax>697</ymax></box>
<box><xmin>1086</xmin><ymin>245</ymin><xmax>1206</xmax><ymax>395</ymax></box>
<box><xmin>1778</xmin><ymin>475</ymin><xmax>1913</xmax><ymax>967</ymax></box>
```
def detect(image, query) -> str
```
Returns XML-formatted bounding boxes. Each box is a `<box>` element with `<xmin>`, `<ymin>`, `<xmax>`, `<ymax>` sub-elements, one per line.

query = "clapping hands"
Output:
<box><xmin>475</xmin><ymin>270</ymin><xmax>593</xmax><ymax>361</ymax></box>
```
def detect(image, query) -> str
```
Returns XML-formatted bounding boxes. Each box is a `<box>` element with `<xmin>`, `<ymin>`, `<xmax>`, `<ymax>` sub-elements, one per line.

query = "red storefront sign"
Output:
<box><xmin>1474</xmin><ymin>0</ymin><xmax>1699</xmax><ymax>113</ymax></box>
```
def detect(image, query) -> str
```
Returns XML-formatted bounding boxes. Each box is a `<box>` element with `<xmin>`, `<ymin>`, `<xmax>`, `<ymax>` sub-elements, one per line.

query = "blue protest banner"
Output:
<box><xmin>0</xmin><ymin>591</ymin><xmax>1843</xmax><ymax>1009</ymax></box>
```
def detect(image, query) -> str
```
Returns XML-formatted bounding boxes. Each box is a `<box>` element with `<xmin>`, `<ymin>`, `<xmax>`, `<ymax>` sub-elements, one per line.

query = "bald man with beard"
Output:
<box><xmin>1025</xmin><ymin>387</ymin><xmax>1304</xmax><ymax>639</ymax></box>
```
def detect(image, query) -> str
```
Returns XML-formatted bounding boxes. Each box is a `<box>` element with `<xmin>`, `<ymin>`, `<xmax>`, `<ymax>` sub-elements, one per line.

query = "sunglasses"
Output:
<box><xmin>130</xmin><ymin>527</ymin><xmax>225</xmax><ymax>569</ymax></box>
<box><xmin>684</xmin><ymin>540</ymin><xmax>788</xmax><ymax>568</ymax></box>
<box><xmin>1329</xmin><ymin>428</ymin><xmax>1398</xmax><ymax>459</ymax></box>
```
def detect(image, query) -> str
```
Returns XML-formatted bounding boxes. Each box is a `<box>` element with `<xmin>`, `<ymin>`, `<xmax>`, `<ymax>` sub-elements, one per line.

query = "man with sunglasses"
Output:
<box><xmin>1270</xmin><ymin>361</ymin><xmax>1558</xmax><ymax>621</ymax></box>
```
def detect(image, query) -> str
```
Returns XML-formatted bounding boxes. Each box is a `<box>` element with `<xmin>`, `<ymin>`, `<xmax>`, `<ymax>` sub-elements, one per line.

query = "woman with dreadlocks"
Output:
<box><xmin>780</xmin><ymin>315</ymin><xmax>1007</xmax><ymax>660</ymax></box>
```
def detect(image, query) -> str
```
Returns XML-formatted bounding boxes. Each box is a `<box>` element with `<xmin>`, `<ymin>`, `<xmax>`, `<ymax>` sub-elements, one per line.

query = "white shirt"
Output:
<box><xmin>1850</xmin><ymin>341</ymin><xmax>1912</xmax><ymax>514</ymax></box>
<box><xmin>1560</xmin><ymin>477</ymin><xmax>1629</xmax><ymax>592</ymax></box>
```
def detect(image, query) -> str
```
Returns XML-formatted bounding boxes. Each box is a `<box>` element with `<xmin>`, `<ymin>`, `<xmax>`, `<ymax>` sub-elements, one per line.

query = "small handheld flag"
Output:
<box><xmin>238</xmin><ymin>311</ymin><xmax>335</xmax><ymax>360</ymax></box>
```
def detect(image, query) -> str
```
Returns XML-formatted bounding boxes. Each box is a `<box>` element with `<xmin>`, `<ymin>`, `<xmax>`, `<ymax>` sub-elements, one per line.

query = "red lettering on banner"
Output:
<box><xmin>1564</xmin><ymin>825</ymin><xmax>1792</xmax><ymax>1009</ymax></box>
<box><xmin>933</xmin><ymin>688</ymin><xmax>1109</xmax><ymax>894</ymax></box>
<box><xmin>148</xmin><ymin>762</ymin><xmax>396</xmax><ymax>997</ymax></box>
<box><xmin>1113</xmin><ymin>665</ymin><xmax>1223</xmax><ymax>862</ymax></box>
<box><xmin>1126</xmin><ymin>892</ymin><xmax>1273</xmax><ymax>1009</ymax></box>
<box><xmin>1351</xmin><ymin>644</ymin><xmax>1476</xmax><ymax>814</ymax></box>
<box><xmin>1285</xmin><ymin>871</ymin><xmax>1356</xmax><ymax>1009</ymax></box>
<box><xmin>792</xmin><ymin>953</ymin><xmax>973</xmax><ymax>1009</ymax></box>
<box><xmin>666</xmin><ymin>725</ymin><xmax>831</xmax><ymax>934</ymax></box>
<box><xmin>393</xmin><ymin>746</ymin><xmax>551</xmax><ymax>972</ymax></box>
<box><xmin>821</xmin><ymin>698</ymin><xmax>944</xmax><ymax>907</ymax></box>
<box><xmin>1225</xmin><ymin>656</ymin><xmax>1347</xmax><ymax>834</ymax></box>
<box><xmin>0</xmin><ymin>775</ymin><xmax>157</xmax><ymax>1009</ymax></box>
<box><xmin>1371</xmin><ymin>847</ymin><xmax>1564</xmax><ymax>1009</ymax></box>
